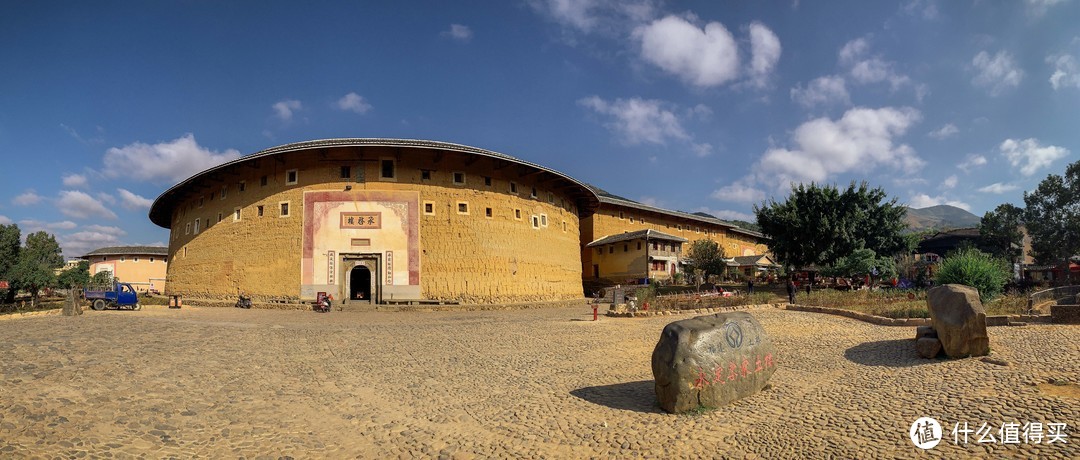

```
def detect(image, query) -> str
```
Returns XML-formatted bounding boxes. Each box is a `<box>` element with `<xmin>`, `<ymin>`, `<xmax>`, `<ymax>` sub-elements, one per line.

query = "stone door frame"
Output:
<box><xmin>341</xmin><ymin>253</ymin><xmax>380</xmax><ymax>305</ymax></box>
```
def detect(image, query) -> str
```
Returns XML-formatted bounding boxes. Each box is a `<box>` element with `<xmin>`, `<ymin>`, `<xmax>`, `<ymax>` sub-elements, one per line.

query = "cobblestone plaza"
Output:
<box><xmin>1</xmin><ymin>306</ymin><xmax>1075</xmax><ymax>458</ymax></box>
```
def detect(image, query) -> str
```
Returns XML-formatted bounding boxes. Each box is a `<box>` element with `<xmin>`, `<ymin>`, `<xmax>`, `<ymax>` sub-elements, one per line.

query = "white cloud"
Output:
<box><xmin>690</xmin><ymin>143</ymin><xmax>713</xmax><ymax>157</ymax></box>
<box><xmin>56</xmin><ymin>190</ymin><xmax>118</xmax><ymax>220</ymax></box>
<box><xmin>892</xmin><ymin>176</ymin><xmax>929</xmax><ymax>187</ymax></box>
<box><xmin>530</xmin><ymin>0</ymin><xmax>603</xmax><ymax>32</ymax></box>
<box><xmin>12</xmin><ymin>190</ymin><xmax>43</xmax><ymax>206</ymax></box>
<box><xmin>957</xmin><ymin>154</ymin><xmax>988</xmax><ymax>172</ymax></box>
<box><xmin>1026</xmin><ymin>0</ymin><xmax>1068</xmax><ymax>16</ymax></box>
<box><xmin>838</xmin><ymin>38</ymin><xmax>870</xmax><ymax>65</ymax></box>
<box><xmin>687</xmin><ymin>103</ymin><xmax>713</xmax><ymax>119</ymax></box>
<box><xmin>336</xmin><ymin>92</ymin><xmax>373</xmax><ymax>114</ymax></box>
<box><xmin>928</xmin><ymin>123</ymin><xmax>959</xmax><ymax>139</ymax></box>
<box><xmin>755</xmin><ymin>106</ymin><xmax>924</xmax><ymax>187</ymax></box>
<box><xmin>1047</xmin><ymin>53</ymin><xmax>1080</xmax><ymax>90</ymax></box>
<box><xmin>97</xmin><ymin>192</ymin><xmax>116</xmax><ymax>205</ymax></box>
<box><xmin>84</xmin><ymin>224</ymin><xmax>126</xmax><ymax>236</ymax></box>
<box><xmin>635</xmin><ymin>15</ymin><xmax>740</xmax><ymax>87</ymax></box>
<box><xmin>272</xmin><ymin>99</ymin><xmax>302</xmax><ymax>121</ymax></box>
<box><xmin>639</xmin><ymin>196</ymin><xmax>665</xmax><ymax>207</ymax></box>
<box><xmin>0</xmin><ymin>215</ymin><xmax>11</xmax><ymax>225</ymax></box>
<box><xmin>711</xmin><ymin>182</ymin><xmax>766</xmax><ymax>204</ymax></box>
<box><xmin>1000</xmin><ymin>138</ymin><xmax>1070</xmax><ymax>176</ymax></box>
<box><xmin>18</xmin><ymin>219</ymin><xmax>78</xmax><ymax>232</ymax></box>
<box><xmin>908</xmin><ymin>193</ymin><xmax>971</xmax><ymax>211</ymax></box>
<box><xmin>528</xmin><ymin>0</ymin><xmax>656</xmax><ymax>34</ymax></box>
<box><xmin>444</xmin><ymin>24</ymin><xmax>473</xmax><ymax>42</ymax></box>
<box><xmin>901</xmin><ymin>0</ymin><xmax>939</xmax><ymax>20</ymax></box>
<box><xmin>977</xmin><ymin>182</ymin><xmax>1021</xmax><ymax>194</ymax></box>
<box><xmin>60</xmin><ymin>124</ymin><xmax>104</xmax><ymax>145</ymax></box>
<box><xmin>62</xmin><ymin>173</ymin><xmax>88</xmax><ymax>188</ymax></box>
<box><xmin>102</xmin><ymin>134</ymin><xmax>242</xmax><ymax>184</ymax></box>
<box><xmin>579</xmin><ymin>96</ymin><xmax>710</xmax><ymax>155</ymax></box>
<box><xmin>941</xmin><ymin>174</ymin><xmax>958</xmax><ymax>189</ymax></box>
<box><xmin>57</xmin><ymin>227</ymin><xmax>127</xmax><ymax>258</ymax></box>
<box><xmin>117</xmin><ymin>188</ymin><xmax>153</xmax><ymax>210</ymax></box>
<box><xmin>790</xmin><ymin>75</ymin><xmax>850</xmax><ymax>108</ymax></box>
<box><xmin>747</xmin><ymin>22</ymin><xmax>781</xmax><ymax>88</ymax></box>
<box><xmin>972</xmin><ymin>50</ymin><xmax>1024</xmax><ymax>96</ymax></box>
<box><xmin>839</xmin><ymin>37</ymin><xmax>910</xmax><ymax>90</ymax></box>
<box><xmin>696</xmin><ymin>207</ymin><xmax>756</xmax><ymax>222</ymax></box>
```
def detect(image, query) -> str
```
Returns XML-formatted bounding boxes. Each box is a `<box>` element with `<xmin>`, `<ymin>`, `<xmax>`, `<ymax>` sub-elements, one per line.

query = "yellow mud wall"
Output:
<box><xmin>164</xmin><ymin>146</ymin><xmax>586</xmax><ymax>303</ymax></box>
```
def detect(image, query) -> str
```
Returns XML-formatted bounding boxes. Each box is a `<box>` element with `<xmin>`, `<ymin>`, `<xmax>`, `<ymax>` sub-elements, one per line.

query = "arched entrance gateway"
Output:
<box><xmin>341</xmin><ymin>255</ymin><xmax>379</xmax><ymax>309</ymax></box>
<box><xmin>350</xmin><ymin>266</ymin><xmax>371</xmax><ymax>301</ymax></box>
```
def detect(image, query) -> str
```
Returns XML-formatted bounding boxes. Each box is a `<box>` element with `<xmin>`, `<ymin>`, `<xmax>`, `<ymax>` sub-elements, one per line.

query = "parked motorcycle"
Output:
<box><xmin>235</xmin><ymin>294</ymin><xmax>252</xmax><ymax>309</ymax></box>
<box><xmin>315</xmin><ymin>297</ymin><xmax>331</xmax><ymax>313</ymax></box>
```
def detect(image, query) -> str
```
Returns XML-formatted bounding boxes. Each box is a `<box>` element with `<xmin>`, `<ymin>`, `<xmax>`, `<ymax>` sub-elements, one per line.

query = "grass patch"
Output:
<box><xmin>651</xmin><ymin>291</ymin><xmax>783</xmax><ymax>311</ymax></box>
<box><xmin>0</xmin><ymin>297</ymin><xmax>66</xmax><ymax>315</ymax></box>
<box><xmin>796</xmin><ymin>289</ymin><xmax>1029</xmax><ymax>319</ymax></box>
<box><xmin>140</xmin><ymin>295</ymin><xmax>171</xmax><ymax>306</ymax></box>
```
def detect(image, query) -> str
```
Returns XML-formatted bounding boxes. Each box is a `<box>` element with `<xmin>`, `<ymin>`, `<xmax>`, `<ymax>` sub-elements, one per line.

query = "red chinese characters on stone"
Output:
<box><xmin>696</xmin><ymin>354</ymin><xmax>777</xmax><ymax>390</ymax></box>
<box><xmin>693</xmin><ymin>368</ymin><xmax>711</xmax><ymax>390</ymax></box>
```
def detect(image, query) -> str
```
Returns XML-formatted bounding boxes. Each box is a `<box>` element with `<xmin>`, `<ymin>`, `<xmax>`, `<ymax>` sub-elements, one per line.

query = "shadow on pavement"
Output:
<box><xmin>570</xmin><ymin>380</ymin><xmax>663</xmax><ymax>414</ymax></box>
<box><xmin>843</xmin><ymin>339</ymin><xmax>942</xmax><ymax>367</ymax></box>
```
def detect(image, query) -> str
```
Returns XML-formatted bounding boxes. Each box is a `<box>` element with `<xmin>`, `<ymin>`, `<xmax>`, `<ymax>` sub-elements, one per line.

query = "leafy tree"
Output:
<box><xmin>90</xmin><ymin>271</ymin><xmax>115</xmax><ymax>287</ymax></box>
<box><xmin>56</xmin><ymin>260</ymin><xmax>90</xmax><ymax>289</ymax></box>
<box><xmin>12</xmin><ymin>231</ymin><xmax>63</xmax><ymax>307</ymax></box>
<box><xmin>754</xmin><ymin>181</ymin><xmax>908</xmax><ymax>270</ymax></box>
<box><xmin>978</xmin><ymin>203</ymin><xmax>1024</xmax><ymax>266</ymax></box>
<box><xmin>0</xmin><ymin>224</ymin><xmax>20</xmax><ymax>303</ymax></box>
<box><xmin>935</xmin><ymin>248</ymin><xmax>1011</xmax><ymax>301</ymax></box>
<box><xmin>684</xmin><ymin>239</ymin><xmax>727</xmax><ymax>285</ymax></box>
<box><xmin>1023</xmin><ymin>160</ymin><xmax>1080</xmax><ymax>284</ymax></box>
<box><xmin>821</xmin><ymin>248</ymin><xmax>897</xmax><ymax>288</ymax></box>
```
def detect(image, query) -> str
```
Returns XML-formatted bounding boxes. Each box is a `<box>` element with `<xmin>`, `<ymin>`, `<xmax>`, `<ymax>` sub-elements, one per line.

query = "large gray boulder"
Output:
<box><xmin>651</xmin><ymin>311</ymin><xmax>776</xmax><ymax>413</ymax></box>
<box><xmin>927</xmin><ymin>284</ymin><xmax>990</xmax><ymax>358</ymax></box>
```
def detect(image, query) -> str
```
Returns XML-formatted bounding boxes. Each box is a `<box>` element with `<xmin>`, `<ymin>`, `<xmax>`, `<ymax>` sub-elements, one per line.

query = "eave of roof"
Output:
<box><xmin>81</xmin><ymin>246</ymin><xmax>169</xmax><ymax>258</ymax></box>
<box><xmin>589</xmin><ymin>185</ymin><xmax>766</xmax><ymax>239</ymax></box>
<box><xmin>148</xmin><ymin>138</ymin><xmax>602</xmax><ymax>228</ymax></box>
<box><xmin>586</xmin><ymin>229</ymin><xmax>688</xmax><ymax>247</ymax></box>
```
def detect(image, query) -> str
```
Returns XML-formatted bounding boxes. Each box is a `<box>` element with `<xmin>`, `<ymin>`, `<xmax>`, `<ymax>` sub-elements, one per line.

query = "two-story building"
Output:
<box><xmin>580</xmin><ymin>187</ymin><xmax>768</xmax><ymax>284</ymax></box>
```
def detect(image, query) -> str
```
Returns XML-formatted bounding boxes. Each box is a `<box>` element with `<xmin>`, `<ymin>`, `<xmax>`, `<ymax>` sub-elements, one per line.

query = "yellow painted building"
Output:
<box><xmin>82</xmin><ymin>246</ymin><xmax>169</xmax><ymax>293</ymax></box>
<box><xmin>149</xmin><ymin>139</ymin><xmax>599</xmax><ymax>305</ymax></box>
<box><xmin>580</xmin><ymin>187</ymin><xmax>768</xmax><ymax>282</ymax></box>
<box><xmin>585</xmin><ymin>229</ymin><xmax>686</xmax><ymax>283</ymax></box>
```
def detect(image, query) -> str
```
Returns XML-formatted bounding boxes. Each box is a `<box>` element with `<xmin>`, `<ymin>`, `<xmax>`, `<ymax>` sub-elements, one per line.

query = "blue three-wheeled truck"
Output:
<box><xmin>84</xmin><ymin>282</ymin><xmax>141</xmax><ymax>311</ymax></box>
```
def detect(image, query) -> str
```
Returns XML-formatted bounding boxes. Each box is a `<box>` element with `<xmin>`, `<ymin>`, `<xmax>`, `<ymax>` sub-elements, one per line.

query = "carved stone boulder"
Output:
<box><xmin>927</xmin><ymin>284</ymin><xmax>990</xmax><ymax>358</ymax></box>
<box><xmin>651</xmin><ymin>311</ymin><xmax>777</xmax><ymax>413</ymax></box>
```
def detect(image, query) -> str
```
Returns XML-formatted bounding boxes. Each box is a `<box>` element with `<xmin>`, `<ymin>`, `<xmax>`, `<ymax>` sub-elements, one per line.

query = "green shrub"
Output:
<box><xmin>934</xmin><ymin>248</ymin><xmax>1010</xmax><ymax>301</ymax></box>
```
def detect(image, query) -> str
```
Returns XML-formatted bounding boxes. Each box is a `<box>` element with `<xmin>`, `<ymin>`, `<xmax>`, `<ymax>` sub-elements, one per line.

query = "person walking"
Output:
<box><xmin>786</xmin><ymin>279</ymin><xmax>796</xmax><ymax>304</ymax></box>
<box><xmin>805</xmin><ymin>280</ymin><xmax>811</xmax><ymax>296</ymax></box>
<box><xmin>747</xmin><ymin>278</ymin><xmax>755</xmax><ymax>295</ymax></box>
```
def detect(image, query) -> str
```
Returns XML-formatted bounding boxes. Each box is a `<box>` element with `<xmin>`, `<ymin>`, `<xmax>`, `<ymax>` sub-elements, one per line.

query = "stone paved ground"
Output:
<box><xmin>0</xmin><ymin>305</ymin><xmax>1076</xmax><ymax>459</ymax></box>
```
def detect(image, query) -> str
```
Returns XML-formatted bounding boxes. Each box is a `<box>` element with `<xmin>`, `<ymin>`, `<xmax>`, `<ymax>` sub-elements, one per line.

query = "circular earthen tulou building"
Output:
<box><xmin>149</xmin><ymin>138</ymin><xmax>600</xmax><ymax>306</ymax></box>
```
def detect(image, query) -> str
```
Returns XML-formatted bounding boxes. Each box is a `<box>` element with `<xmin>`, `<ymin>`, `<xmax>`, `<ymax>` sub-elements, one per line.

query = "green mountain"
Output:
<box><xmin>903</xmin><ymin>205</ymin><xmax>981</xmax><ymax>232</ymax></box>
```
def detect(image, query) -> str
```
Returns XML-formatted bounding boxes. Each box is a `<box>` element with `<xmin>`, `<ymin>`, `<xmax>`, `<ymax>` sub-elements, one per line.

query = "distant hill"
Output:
<box><xmin>904</xmin><ymin>205</ymin><xmax>981</xmax><ymax>232</ymax></box>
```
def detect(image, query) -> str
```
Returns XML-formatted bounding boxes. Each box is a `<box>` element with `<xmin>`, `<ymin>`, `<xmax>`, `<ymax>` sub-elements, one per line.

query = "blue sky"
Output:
<box><xmin>1</xmin><ymin>1</ymin><xmax>1078</xmax><ymax>257</ymax></box>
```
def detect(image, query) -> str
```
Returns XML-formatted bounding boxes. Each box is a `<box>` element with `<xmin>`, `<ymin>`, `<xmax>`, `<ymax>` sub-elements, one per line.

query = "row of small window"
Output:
<box><xmin>613</xmin><ymin>211</ymin><xmax>714</xmax><ymax>235</ymax></box>
<box><xmin>183</xmin><ymin>167</ymin><xmax>303</xmax><ymax>214</ymax></box>
<box><xmin>422</xmin><ymin>201</ymin><xmax>566</xmax><ymax>230</ymax></box>
<box><xmin>183</xmin><ymin>202</ymin><xmax>292</xmax><ymax>236</ymax></box>
<box><xmin>94</xmin><ymin>256</ymin><xmax>165</xmax><ymax>263</ymax></box>
<box><xmin>596</xmin><ymin>241</ymin><xmax>682</xmax><ymax>255</ymax></box>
